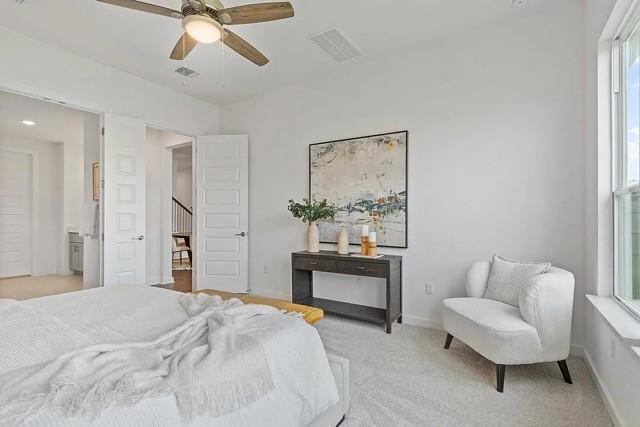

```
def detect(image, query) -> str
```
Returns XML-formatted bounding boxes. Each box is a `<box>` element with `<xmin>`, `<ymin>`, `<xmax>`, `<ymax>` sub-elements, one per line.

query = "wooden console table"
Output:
<box><xmin>291</xmin><ymin>250</ymin><xmax>402</xmax><ymax>333</ymax></box>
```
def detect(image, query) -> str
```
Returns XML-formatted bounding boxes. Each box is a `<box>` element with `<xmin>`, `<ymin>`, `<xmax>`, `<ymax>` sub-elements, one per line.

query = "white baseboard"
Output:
<box><xmin>162</xmin><ymin>276</ymin><xmax>175</xmax><ymax>285</ymax></box>
<box><xmin>570</xmin><ymin>344</ymin><xmax>585</xmax><ymax>358</ymax></box>
<box><xmin>582</xmin><ymin>347</ymin><xmax>624</xmax><ymax>427</ymax></box>
<box><xmin>402</xmin><ymin>314</ymin><xmax>443</xmax><ymax>330</ymax></box>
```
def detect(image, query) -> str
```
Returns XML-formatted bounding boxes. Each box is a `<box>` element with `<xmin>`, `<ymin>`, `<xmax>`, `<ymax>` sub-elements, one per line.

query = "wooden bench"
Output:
<box><xmin>193</xmin><ymin>289</ymin><xmax>324</xmax><ymax>325</ymax></box>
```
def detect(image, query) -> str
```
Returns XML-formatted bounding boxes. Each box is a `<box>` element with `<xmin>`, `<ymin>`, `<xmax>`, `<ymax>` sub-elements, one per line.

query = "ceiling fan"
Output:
<box><xmin>96</xmin><ymin>0</ymin><xmax>294</xmax><ymax>66</ymax></box>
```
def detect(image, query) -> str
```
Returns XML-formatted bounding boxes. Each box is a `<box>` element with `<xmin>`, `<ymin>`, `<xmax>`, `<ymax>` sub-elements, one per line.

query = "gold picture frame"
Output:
<box><xmin>92</xmin><ymin>161</ymin><xmax>100</xmax><ymax>201</ymax></box>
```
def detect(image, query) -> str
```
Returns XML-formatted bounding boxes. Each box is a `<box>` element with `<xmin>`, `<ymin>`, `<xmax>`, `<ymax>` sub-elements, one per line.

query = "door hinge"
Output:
<box><xmin>101</xmin><ymin>179</ymin><xmax>104</xmax><ymax>189</ymax></box>
<box><xmin>101</xmin><ymin>232</ymin><xmax>104</xmax><ymax>241</ymax></box>
<box><xmin>101</xmin><ymin>127</ymin><xmax>105</xmax><ymax>136</ymax></box>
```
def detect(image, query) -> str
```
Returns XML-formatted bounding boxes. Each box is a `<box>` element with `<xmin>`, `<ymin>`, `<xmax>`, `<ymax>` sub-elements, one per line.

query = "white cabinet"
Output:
<box><xmin>69</xmin><ymin>232</ymin><xmax>83</xmax><ymax>273</ymax></box>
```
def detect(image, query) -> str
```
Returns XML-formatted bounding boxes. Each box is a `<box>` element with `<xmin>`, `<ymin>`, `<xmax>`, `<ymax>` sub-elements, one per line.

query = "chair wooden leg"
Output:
<box><xmin>496</xmin><ymin>364</ymin><xmax>506</xmax><ymax>393</ymax></box>
<box><xmin>444</xmin><ymin>333</ymin><xmax>454</xmax><ymax>349</ymax></box>
<box><xmin>557</xmin><ymin>360</ymin><xmax>572</xmax><ymax>384</ymax></box>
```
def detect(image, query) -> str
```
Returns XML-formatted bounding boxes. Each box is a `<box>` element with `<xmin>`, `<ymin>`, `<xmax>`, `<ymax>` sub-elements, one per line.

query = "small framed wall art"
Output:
<box><xmin>92</xmin><ymin>161</ymin><xmax>100</xmax><ymax>201</ymax></box>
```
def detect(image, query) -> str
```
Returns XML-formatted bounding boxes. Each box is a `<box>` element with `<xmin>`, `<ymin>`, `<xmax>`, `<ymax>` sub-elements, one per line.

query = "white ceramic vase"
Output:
<box><xmin>337</xmin><ymin>227</ymin><xmax>349</xmax><ymax>255</ymax></box>
<box><xmin>307</xmin><ymin>221</ymin><xmax>320</xmax><ymax>252</ymax></box>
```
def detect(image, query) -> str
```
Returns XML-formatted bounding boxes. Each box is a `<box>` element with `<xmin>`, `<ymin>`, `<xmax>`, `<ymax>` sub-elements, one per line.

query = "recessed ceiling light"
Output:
<box><xmin>21</xmin><ymin>120</ymin><xmax>36</xmax><ymax>126</ymax></box>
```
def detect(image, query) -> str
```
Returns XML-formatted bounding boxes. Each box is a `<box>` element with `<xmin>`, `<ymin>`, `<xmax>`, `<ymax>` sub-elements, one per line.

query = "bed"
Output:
<box><xmin>0</xmin><ymin>285</ymin><xmax>349</xmax><ymax>427</ymax></box>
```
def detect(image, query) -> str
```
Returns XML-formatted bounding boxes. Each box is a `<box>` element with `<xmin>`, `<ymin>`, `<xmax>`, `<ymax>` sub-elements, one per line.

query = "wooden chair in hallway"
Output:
<box><xmin>172</xmin><ymin>237</ymin><xmax>191</xmax><ymax>268</ymax></box>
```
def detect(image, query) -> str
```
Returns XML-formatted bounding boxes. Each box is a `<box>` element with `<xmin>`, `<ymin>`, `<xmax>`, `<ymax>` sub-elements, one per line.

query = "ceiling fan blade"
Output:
<box><xmin>223</xmin><ymin>30</ymin><xmax>269</xmax><ymax>66</ymax></box>
<box><xmin>206</xmin><ymin>0</ymin><xmax>225</xmax><ymax>10</ymax></box>
<box><xmin>170</xmin><ymin>33</ymin><xmax>198</xmax><ymax>60</ymax></box>
<box><xmin>219</xmin><ymin>2</ymin><xmax>293</xmax><ymax>25</ymax></box>
<box><xmin>96</xmin><ymin>0</ymin><xmax>182</xmax><ymax>18</ymax></box>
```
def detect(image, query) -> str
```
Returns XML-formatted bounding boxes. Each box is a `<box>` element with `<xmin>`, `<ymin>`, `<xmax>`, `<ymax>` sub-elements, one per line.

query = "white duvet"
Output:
<box><xmin>0</xmin><ymin>286</ymin><xmax>338</xmax><ymax>427</ymax></box>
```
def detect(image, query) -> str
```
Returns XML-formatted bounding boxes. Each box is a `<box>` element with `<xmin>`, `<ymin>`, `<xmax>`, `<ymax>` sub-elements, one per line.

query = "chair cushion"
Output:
<box><xmin>484</xmin><ymin>255</ymin><xmax>551</xmax><ymax>306</ymax></box>
<box><xmin>465</xmin><ymin>261</ymin><xmax>491</xmax><ymax>297</ymax></box>
<box><xmin>442</xmin><ymin>297</ymin><xmax>542</xmax><ymax>364</ymax></box>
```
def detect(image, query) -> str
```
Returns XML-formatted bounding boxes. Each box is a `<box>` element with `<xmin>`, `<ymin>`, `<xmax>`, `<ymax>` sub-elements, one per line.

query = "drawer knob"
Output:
<box><xmin>310</xmin><ymin>262</ymin><xmax>319</xmax><ymax>265</ymax></box>
<box><xmin>356</xmin><ymin>266</ymin><xmax>366</xmax><ymax>270</ymax></box>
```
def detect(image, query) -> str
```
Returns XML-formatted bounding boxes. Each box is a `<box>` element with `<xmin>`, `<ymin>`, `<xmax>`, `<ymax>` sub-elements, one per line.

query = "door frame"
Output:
<box><xmin>0</xmin><ymin>146</ymin><xmax>38</xmax><ymax>277</ymax></box>
<box><xmin>161</xmin><ymin>137</ymin><xmax>197</xmax><ymax>289</ymax></box>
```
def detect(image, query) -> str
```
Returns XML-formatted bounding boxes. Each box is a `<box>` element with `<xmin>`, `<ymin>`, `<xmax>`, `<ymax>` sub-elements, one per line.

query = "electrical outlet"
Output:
<box><xmin>425</xmin><ymin>282</ymin><xmax>433</xmax><ymax>295</ymax></box>
<box><xmin>263</xmin><ymin>265</ymin><xmax>268</xmax><ymax>274</ymax></box>
<box><xmin>610</xmin><ymin>339</ymin><xmax>616</xmax><ymax>359</ymax></box>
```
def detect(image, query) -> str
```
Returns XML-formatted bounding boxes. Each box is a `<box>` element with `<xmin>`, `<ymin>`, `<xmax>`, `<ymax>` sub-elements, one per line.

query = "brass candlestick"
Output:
<box><xmin>368</xmin><ymin>231</ymin><xmax>378</xmax><ymax>257</ymax></box>
<box><xmin>360</xmin><ymin>224</ymin><xmax>369</xmax><ymax>255</ymax></box>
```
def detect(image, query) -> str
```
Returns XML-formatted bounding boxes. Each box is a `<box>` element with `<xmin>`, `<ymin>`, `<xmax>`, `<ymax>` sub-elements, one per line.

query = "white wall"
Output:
<box><xmin>0</xmin><ymin>135</ymin><xmax>62</xmax><ymax>276</ymax></box>
<box><xmin>59</xmin><ymin>140</ymin><xmax>84</xmax><ymax>275</ymax></box>
<box><xmin>63</xmin><ymin>142</ymin><xmax>83</xmax><ymax>232</ymax></box>
<box><xmin>0</xmin><ymin>26</ymin><xmax>220</xmax><ymax>136</ymax></box>
<box><xmin>222</xmin><ymin>1</ymin><xmax>587</xmax><ymax>340</ymax></box>
<box><xmin>82</xmin><ymin>112</ymin><xmax>101</xmax><ymax>288</ymax></box>
<box><xmin>172</xmin><ymin>160</ymin><xmax>192</xmax><ymax>210</ymax></box>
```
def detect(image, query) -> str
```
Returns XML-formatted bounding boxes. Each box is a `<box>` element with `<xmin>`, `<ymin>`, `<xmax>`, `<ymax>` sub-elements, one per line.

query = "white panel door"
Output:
<box><xmin>0</xmin><ymin>150</ymin><xmax>30</xmax><ymax>278</ymax></box>
<box><xmin>103</xmin><ymin>114</ymin><xmax>146</xmax><ymax>286</ymax></box>
<box><xmin>196</xmin><ymin>135</ymin><xmax>248</xmax><ymax>292</ymax></box>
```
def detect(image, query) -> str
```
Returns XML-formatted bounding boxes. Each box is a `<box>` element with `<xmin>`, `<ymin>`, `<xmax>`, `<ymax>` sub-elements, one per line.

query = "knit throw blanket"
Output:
<box><xmin>0</xmin><ymin>293</ymin><xmax>278</xmax><ymax>424</ymax></box>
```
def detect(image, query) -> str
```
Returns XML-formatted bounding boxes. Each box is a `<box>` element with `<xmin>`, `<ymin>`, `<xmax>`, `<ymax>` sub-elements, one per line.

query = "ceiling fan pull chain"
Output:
<box><xmin>221</xmin><ymin>31</ymin><xmax>226</xmax><ymax>88</ymax></box>
<box><xmin>182</xmin><ymin>37</ymin><xmax>186</xmax><ymax>86</ymax></box>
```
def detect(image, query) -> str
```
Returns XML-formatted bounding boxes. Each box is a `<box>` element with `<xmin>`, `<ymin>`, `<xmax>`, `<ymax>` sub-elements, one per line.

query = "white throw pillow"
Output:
<box><xmin>484</xmin><ymin>255</ymin><xmax>551</xmax><ymax>306</ymax></box>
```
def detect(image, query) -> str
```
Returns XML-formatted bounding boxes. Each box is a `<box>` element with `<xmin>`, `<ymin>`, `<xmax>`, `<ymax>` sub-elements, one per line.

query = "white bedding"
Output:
<box><xmin>1</xmin><ymin>286</ymin><xmax>338</xmax><ymax>427</ymax></box>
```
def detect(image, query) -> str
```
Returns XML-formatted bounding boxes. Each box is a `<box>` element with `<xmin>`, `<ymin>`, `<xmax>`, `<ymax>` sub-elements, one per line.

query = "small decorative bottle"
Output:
<box><xmin>360</xmin><ymin>225</ymin><xmax>369</xmax><ymax>255</ymax></box>
<box><xmin>337</xmin><ymin>227</ymin><xmax>349</xmax><ymax>255</ymax></box>
<box><xmin>368</xmin><ymin>232</ymin><xmax>378</xmax><ymax>257</ymax></box>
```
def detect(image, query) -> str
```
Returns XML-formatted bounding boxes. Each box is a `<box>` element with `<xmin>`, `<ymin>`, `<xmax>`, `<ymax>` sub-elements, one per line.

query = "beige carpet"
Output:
<box><xmin>0</xmin><ymin>274</ymin><xmax>83</xmax><ymax>300</ymax></box>
<box><xmin>315</xmin><ymin>315</ymin><xmax>612</xmax><ymax>427</ymax></box>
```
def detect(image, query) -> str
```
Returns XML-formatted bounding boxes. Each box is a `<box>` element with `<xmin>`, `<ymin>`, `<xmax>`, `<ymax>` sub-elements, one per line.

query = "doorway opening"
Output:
<box><xmin>171</xmin><ymin>143</ymin><xmax>193</xmax><ymax>292</ymax></box>
<box><xmin>0</xmin><ymin>90</ymin><xmax>101</xmax><ymax>299</ymax></box>
<box><xmin>144</xmin><ymin>128</ymin><xmax>193</xmax><ymax>293</ymax></box>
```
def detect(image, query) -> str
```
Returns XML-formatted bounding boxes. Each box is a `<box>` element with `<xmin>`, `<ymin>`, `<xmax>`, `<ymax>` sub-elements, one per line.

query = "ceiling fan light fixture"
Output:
<box><xmin>182</xmin><ymin>14</ymin><xmax>222</xmax><ymax>44</ymax></box>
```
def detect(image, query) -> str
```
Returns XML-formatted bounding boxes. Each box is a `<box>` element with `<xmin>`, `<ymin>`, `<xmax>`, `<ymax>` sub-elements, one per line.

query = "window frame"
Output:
<box><xmin>612</xmin><ymin>8</ymin><xmax>640</xmax><ymax>320</ymax></box>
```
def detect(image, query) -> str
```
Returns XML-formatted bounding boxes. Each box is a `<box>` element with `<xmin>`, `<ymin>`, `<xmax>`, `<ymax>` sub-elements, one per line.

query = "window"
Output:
<box><xmin>614</xmin><ymin>15</ymin><xmax>640</xmax><ymax>318</ymax></box>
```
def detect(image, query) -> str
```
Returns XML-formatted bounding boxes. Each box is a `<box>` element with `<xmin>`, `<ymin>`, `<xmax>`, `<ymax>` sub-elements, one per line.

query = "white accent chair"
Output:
<box><xmin>442</xmin><ymin>261</ymin><xmax>575</xmax><ymax>392</ymax></box>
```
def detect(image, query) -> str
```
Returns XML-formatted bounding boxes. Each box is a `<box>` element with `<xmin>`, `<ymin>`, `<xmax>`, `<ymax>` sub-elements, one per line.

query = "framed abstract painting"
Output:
<box><xmin>309</xmin><ymin>130</ymin><xmax>408</xmax><ymax>248</ymax></box>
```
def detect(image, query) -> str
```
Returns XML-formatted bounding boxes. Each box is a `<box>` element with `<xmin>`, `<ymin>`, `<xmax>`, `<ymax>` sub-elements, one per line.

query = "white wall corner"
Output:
<box><xmin>582</xmin><ymin>347</ymin><xmax>625</xmax><ymax>427</ymax></box>
<box><xmin>570</xmin><ymin>344</ymin><xmax>586</xmax><ymax>358</ymax></box>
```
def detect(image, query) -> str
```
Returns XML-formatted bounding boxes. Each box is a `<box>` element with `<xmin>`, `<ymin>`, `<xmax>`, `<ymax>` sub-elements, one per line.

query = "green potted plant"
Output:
<box><xmin>288</xmin><ymin>198</ymin><xmax>336</xmax><ymax>252</ymax></box>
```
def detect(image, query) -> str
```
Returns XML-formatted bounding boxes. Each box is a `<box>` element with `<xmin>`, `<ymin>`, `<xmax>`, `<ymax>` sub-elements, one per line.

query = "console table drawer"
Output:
<box><xmin>294</xmin><ymin>256</ymin><xmax>336</xmax><ymax>272</ymax></box>
<box><xmin>338</xmin><ymin>260</ymin><xmax>387</xmax><ymax>278</ymax></box>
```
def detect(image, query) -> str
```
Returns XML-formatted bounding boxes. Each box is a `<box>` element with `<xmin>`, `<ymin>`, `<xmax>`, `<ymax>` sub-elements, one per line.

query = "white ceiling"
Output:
<box><xmin>0</xmin><ymin>0</ymin><xmax>550</xmax><ymax>106</ymax></box>
<box><xmin>0</xmin><ymin>90</ymin><xmax>87</xmax><ymax>143</ymax></box>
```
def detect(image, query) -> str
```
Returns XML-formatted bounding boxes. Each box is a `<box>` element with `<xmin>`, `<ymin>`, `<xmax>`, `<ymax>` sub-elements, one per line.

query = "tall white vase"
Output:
<box><xmin>307</xmin><ymin>221</ymin><xmax>320</xmax><ymax>253</ymax></box>
<box><xmin>337</xmin><ymin>227</ymin><xmax>349</xmax><ymax>255</ymax></box>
